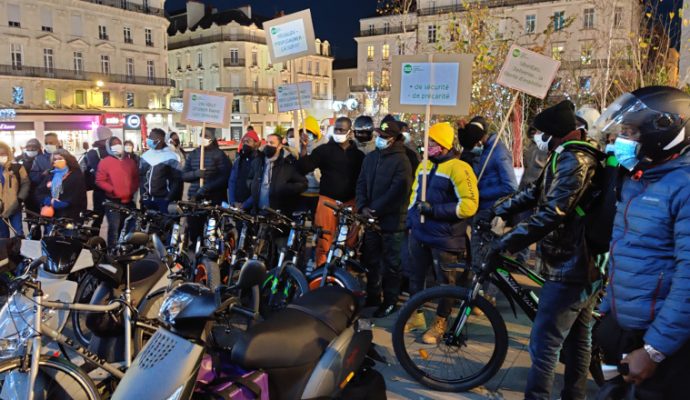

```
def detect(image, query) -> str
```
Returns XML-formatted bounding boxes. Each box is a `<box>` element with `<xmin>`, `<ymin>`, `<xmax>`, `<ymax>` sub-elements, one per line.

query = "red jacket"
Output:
<box><xmin>95</xmin><ymin>156</ymin><xmax>139</xmax><ymax>203</ymax></box>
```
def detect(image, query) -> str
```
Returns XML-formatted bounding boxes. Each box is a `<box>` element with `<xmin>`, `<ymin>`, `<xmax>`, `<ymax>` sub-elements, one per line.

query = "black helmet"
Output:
<box><xmin>353</xmin><ymin>115</ymin><xmax>374</xmax><ymax>143</ymax></box>
<box><xmin>598</xmin><ymin>86</ymin><xmax>690</xmax><ymax>163</ymax></box>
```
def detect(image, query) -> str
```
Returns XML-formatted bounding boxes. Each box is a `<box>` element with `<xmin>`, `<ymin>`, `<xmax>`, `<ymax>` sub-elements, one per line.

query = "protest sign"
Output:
<box><xmin>264</xmin><ymin>9</ymin><xmax>316</xmax><ymax>64</ymax></box>
<box><xmin>180</xmin><ymin>89</ymin><xmax>233</xmax><ymax>128</ymax></box>
<box><xmin>276</xmin><ymin>82</ymin><xmax>313</xmax><ymax>113</ymax></box>
<box><xmin>497</xmin><ymin>44</ymin><xmax>561</xmax><ymax>99</ymax></box>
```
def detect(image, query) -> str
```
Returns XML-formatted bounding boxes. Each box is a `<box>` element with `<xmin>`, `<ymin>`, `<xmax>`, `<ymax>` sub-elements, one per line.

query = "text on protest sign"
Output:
<box><xmin>180</xmin><ymin>89</ymin><xmax>233</xmax><ymax>128</ymax></box>
<box><xmin>496</xmin><ymin>45</ymin><xmax>561</xmax><ymax>99</ymax></box>
<box><xmin>276</xmin><ymin>82</ymin><xmax>313</xmax><ymax>113</ymax></box>
<box><xmin>264</xmin><ymin>9</ymin><xmax>317</xmax><ymax>64</ymax></box>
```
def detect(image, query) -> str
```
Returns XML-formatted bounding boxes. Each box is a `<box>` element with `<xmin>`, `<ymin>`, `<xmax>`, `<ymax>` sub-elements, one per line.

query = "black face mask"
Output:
<box><xmin>263</xmin><ymin>145</ymin><xmax>277</xmax><ymax>159</ymax></box>
<box><xmin>355</xmin><ymin>130</ymin><xmax>373</xmax><ymax>143</ymax></box>
<box><xmin>240</xmin><ymin>145</ymin><xmax>253</xmax><ymax>155</ymax></box>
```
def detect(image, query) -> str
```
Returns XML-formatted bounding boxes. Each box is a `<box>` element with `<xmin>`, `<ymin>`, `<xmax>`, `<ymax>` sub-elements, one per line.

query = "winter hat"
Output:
<box><xmin>533</xmin><ymin>100</ymin><xmax>577</xmax><ymax>138</ymax></box>
<box><xmin>429</xmin><ymin>122</ymin><xmax>455</xmax><ymax>150</ymax></box>
<box><xmin>458</xmin><ymin>116</ymin><xmax>488</xmax><ymax>149</ymax></box>
<box><xmin>96</xmin><ymin>126</ymin><xmax>113</xmax><ymax>141</ymax></box>
<box><xmin>301</xmin><ymin>116</ymin><xmax>321</xmax><ymax>139</ymax></box>
<box><xmin>242</xmin><ymin>130</ymin><xmax>260</xmax><ymax>143</ymax></box>
<box><xmin>376</xmin><ymin>119</ymin><xmax>402</xmax><ymax>139</ymax></box>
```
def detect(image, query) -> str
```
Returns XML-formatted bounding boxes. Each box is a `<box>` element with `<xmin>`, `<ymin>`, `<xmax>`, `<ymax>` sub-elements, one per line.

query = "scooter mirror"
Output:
<box><xmin>235</xmin><ymin>259</ymin><xmax>267</xmax><ymax>290</ymax></box>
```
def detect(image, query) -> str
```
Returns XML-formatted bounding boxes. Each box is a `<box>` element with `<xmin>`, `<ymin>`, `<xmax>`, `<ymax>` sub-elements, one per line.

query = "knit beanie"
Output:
<box><xmin>458</xmin><ymin>116</ymin><xmax>488</xmax><ymax>149</ymax></box>
<box><xmin>96</xmin><ymin>126</ymin><xmax>113</xmax><ymax>141</ymax></box>
<box><xmin>533</xmin><ymin>100</ymin><xmax>577</xmax><ymax>138</ymax></box>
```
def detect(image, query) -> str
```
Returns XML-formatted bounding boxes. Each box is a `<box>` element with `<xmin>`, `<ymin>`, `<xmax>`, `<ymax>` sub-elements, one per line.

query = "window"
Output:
<box><xmin>75</xmin><ymin>90</ymin><xmax>86</xmax><ymax>106</ymax></box>
<box><xmin>120</xmin><ymin>0</ymin><xmax>128</xmax><ymax>9</ymax></box>
<box><xmin>12</xmin><ymin>86</ymin><xmax>24</xmax><ymax>104</ymax></box>
<box><xmin>253</xmin><ymin>78</ymin><xmax>259</xmax><ymax>90</ymax></box>
<box><xmin>197</xmin><ymin>52</ymin><xmax>203</xmax><ymax>68</ymax></box>
<box><xmin>123</xmin><ymin>27</ymin><xmax>132</xmax><ymax>43</ymax></box>
<box><xmin>383</xmin><ymin>22</ymin><xmax>390</xmax><ymax>34</ymax></box>
<box><xmin>367</xmin><ymin>45</ymin><xmax>374</xmax><ymax>61</ymax></box>
<box><xmin>316</xmin><ymin>62</ymin><xmax>320</xmax><ymax>75</ymax></box>
<box><xmin>614</xmin><ymin>7</ymin><xmax>623</xmax><ymax>28</ymax></box>
<box><xmin>11</xmin><ymin>44</ymin><xmax>22</xmax><ymax>70</ymax></box>
<box><xmin>307</xmin><ymin>61</ymin><xmax>312</xmax><ymax>74</ymax></box>
<box><xmin>348</xmin><ymin>77</ymin><xmax>353</xmax><ymax>87</ymax></box>
<box><xmin>553</xmin><ymin>11</ymin><xmax>565</xmax><ymax>31</ymax></box>
<box><xmin>428</xmin><ymin>25</ymin><xmax>437</xmax><ymax>43</ymax></box>
<box><xmin>147</xmin><ymin>60</ymin><xmax>155</xmax><ymax>81</ymax></box>
<box><xmin>583</xmin><ymin>8</ymin><xmax>594</xmax><ymax>29</ymax></box>
<box><xmin>367</xmin><ymin>71</ymin><xmax>374</xmax><ymax>87</ymax></box>
<box><xmin>229</xmin><ymin>49</ymin><xmax>239</xmax><ymax>63</ymax></box>
<box><xmin>368</xmin><ymin>24</ymin><xmax>374</xmax><ymax>35</ymax></box>
<box><xmin>8</xmin><ymin>4</ymin><xmax>20</xmax><ymax>28</ymax></box>
<box><xmin>176</xmin><ymin>55</ymin><xmax>181</xmax><ymax>70</ymax></box>
<box><xmin>198</xmin><ymin>77</ymin><xmax>203</xmax><ymax>90</ymax></box>
<box><xmin>145</xmin><ymin>28</ymin><xmax>153</xmax><ymax>46</ymax></box>
<box><xmin>71</xmin><ymin>15</ymin><xmax>82</xmax><ymax>36</ymax></box>
<box><xmin>579</xmin><ymin>76</ymin><xmax>592</xmax><ymax>92</ymax></box>
<box><xmin>581</xmin><ymin>43</ymin><xmax>593</xmax><ymax>65</ymax></box>
<box><xmin>45</xmin><ymin>88</ymin><xmax>56</xmax><ymax>106</ymax></box>
<box><xmin>253</xmin><ymin>101</ymin><xmax>259</xmax><ymax>114</ymax></box>
<box><xmin>41</xmin><ymin>8</ymin><xmax>52</xmax><ymax>32</ymax></box>
<box><xmin>251</xmin><ymin>49</ymin><xmax>258</xmax><ymax>66</ymax></box>
<box><xmin>526</xmin><ymin>14</ymin><xmax>536</xmax><ymax>34</ymax></box>
<box><xmin>73</xmin><ymin>52</ymin><xmax>83</xmax><ymax>73</ymax></box>
<box><xmin>382</xmin><ymin>44</ymin><xmax>390</xmax><ymax>60</ymax></box>
<box><xmin>267</xmin><ymin>101</ymin><xmax>274</xmax><ymax>114</ymax></box>
<box><xmin>126</xmin><ymin>58</ymin><xmax>134</xmax><ymax>78</ymax></box>
<box><xmin>232</xmin><ymin>99</ymin><xmax>240</xmax><ymax>113</ymax></box>
<box><xmin>381</xmin><ymin>69</ymin><xmax>390</xmax><ymax>86</ymax></box>
<box><xmin>398</xmin><ymin>44</ymin><xmax>405</xmax><ymax>55</ymax></box>
<box><xmin>98</xmin><ymin>25</ymin><xmax>108</xmax><ymax>40</ymax></box>
<box><xmin>43</xmin><ymin>48</ymin><xmax>54</xmax><ymax>72</ymax></box>
<box><xmin>449</xmin><ymin>22</ymin><xmax>458</xmax><ymax>41</ymax></box>
<box><xmin>551</xmin><ymin>43</ymin><xmax>564</xmax><ymax>61</ymax></box>
<box><xmin>126</xmin><ymin>92</ymin><xmax>134</xmax><ymax>108</ymax></box>
<box><xmin>100</xmin><ymin>54</ymin><xmax>110</xmax><ymax>74</ymax></box>
<box><xmin>315</xmin><ymin>82</ymin><xmax>320</xmax><ymax>96</ymax></box>
<box><xmin>102</xmin><ymin>91</ymin><xmax>111</xmax><ymax>106</ymax></box>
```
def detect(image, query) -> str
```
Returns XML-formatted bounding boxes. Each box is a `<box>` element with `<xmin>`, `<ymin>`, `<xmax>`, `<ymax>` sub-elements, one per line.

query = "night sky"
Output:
<box><xmin>165</xmin><ymin>0</ymin><xmax>376</xmax><ymax>59</ymax></box>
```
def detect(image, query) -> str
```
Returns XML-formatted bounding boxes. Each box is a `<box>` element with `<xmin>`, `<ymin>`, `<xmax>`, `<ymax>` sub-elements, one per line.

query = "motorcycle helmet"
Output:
<box><xmin>598</xmin><ymin>86</ymin><xmax>690</xmax><ymax>164</ymax></box>
<box><xmin>353</xmin><ymin>115</ymin><xmax>374</xmax><ymax>143</ymax></box>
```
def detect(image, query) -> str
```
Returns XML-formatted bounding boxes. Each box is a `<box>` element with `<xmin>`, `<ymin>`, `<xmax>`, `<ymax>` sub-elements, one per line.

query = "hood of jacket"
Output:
<box><xmin>105</xmin><ymin>137</ymin><xmax>122</xmax><ymax>158</ymax></box>
<box><xmin>0</xmin><ymin>141</ymin><xmax>14</xmax><ymax>166</ymax></box>
<box><xmin>638</xmin><ymin>150</ymin><xmax>690</xmax><ymax>181</ymax></box>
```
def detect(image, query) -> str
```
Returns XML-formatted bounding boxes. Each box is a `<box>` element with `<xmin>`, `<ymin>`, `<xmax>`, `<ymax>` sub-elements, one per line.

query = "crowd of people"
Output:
<box><xmin>1</xmin><ymin>85</ymin><xmax>689</xmax><ymax>399</ymax></box>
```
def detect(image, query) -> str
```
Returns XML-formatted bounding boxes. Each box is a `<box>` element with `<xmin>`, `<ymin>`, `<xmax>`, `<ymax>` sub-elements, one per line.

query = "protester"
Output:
<box><xmin>293</xmin><ymin>116</ymin><xmax>327</xmax><ymax>213</ymax></box>
<box><xmin>139</xmin><ymin>128</ymin><xmax>182</xmax><ymax>213</ymax></box>
<box><xmin>16</xmin><ymin>138</ymin><xmax>51</xmax><ymax>215</ymax></box>
<box><xmin>95</xmin><ymin>136</ymin><xmax>139</xmax><ymax>247</ymax></box>
<box><xmin>481</xmin><ymin>100</ymin><xmax>603</xmax><ymax>399</ymax></box>
<box><xmin>246</xmin><ymin>133</ymin><xmax>307</xmax><ymax>215</ymax></box>
<box><xmin>357</xmin><ymin>120</ymin><xmax>413</xmax><ymax>317</ymax></box>
<box><xmin>353</xmin><ymin>115</ymin><xmax>376</xmax><ymax>155</ymax></box>
<box><xmin>81</xmin><ymin>126</ymin><xmax>113</xmax><ymax>230</ymax></box>
<box><xmin>405</xmin><ymin>123</ymin><xmax>479</xmax><ymax>342</ymax></box>
<box><xmin>397</xmin><ymin>121</ymin><xmax>421</xmax><ymax>173</ymax></box>
<box><xmin>595</xmin><ymin>87</ymin><xmax>690</xmax><ymax>398</ymax></box>
<box><xmin>457</xmin><ymin>119</ymin><xmax>487</xmax><ymax>169</ymax></box>
<box><xmin>166</xmin><ymin>131</ymin><xmax>186</xmax><ymax>168</ymax></box>
<box><xmin>43</xmin><ymin>149</ymin><xmax>87</xmax><ymax>220</ymax></box>
<box><xmin>124</xmin><ymin>140</ymin><xmax>139</xmax><ymax>163</ymax></box>
<box><xmin>228</xmin><ymin>130</ymin><xmax>261</xmax><ymax>209</ymax></box>
<box><xmin>0</xmin><ymin>141</ymin><xmax>29</xmax><ymax>238</ymax></box>
<box><xmin>298</xmin><ymin>116</ymin><xmax>365</xmax><ymax>267</ymax></box>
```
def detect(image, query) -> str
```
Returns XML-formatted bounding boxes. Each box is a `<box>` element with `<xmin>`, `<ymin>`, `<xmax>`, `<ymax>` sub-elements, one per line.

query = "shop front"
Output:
<box><xmin>0</xmin><ymin>121</ymin><xmax>36</xmax><ymax>155</ymax></box>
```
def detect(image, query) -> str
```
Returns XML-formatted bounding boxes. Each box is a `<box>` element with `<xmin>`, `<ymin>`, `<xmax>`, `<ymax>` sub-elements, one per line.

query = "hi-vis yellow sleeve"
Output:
<box><xmin>451</xmin><ymin>160</ymin><xmax>479</xmax><ymax>219</ymax></box>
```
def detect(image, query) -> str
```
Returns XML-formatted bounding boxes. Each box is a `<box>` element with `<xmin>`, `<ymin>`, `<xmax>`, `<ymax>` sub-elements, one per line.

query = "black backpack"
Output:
<box><xmin>551</xmin><ymin>141</ymin><xmax>619</xmax><ymax>255</ymax></box>
<box><xmin>80</xmin><ymin>148</ymin><xmax>103</xmax><ymax>191</ymax></box>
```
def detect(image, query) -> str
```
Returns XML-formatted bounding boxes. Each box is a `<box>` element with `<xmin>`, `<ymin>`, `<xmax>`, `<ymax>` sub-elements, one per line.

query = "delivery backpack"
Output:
<box><xmin>551</xmin><ymin>140</ymin><xmax>620</xmax><ymax>255</ymax></box>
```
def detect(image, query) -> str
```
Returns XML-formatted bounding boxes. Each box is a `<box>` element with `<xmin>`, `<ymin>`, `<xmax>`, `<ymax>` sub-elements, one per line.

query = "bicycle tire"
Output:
<box><xmin>0</xmin><ymin>356</ymin><xmax>100</xmax><ymax>400</ymax></box>
<box><xmin>260</xmin><ymin>264</ymin><xmax>310</xmax><ymax>315</ymax></box>
<box><xmin>195</xmin><ymin>257</ymin><xmax>221</xmax><ymax>290</ymax></box>
<box><xmin>308</xmin><ymin>266</ymin><xmax>361</xmax><ymax>292</ymax></box>
<box><xmin>71</xmin><ymin>270</ymin><xmax>102</xmax><ymax>347</ymax></box>
<box><xmin>392</xmin><ymin>285</ymin><xmax>508</xmax><ymax>392</ymax></box>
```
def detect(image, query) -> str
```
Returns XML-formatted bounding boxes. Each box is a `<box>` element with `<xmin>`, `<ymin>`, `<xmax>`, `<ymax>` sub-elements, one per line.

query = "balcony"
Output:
<box><xmin>216</xmin><ymin>87</ymin><xmax>274</xmax><ymax>97</ymax></box>
<box><xmin>359</xmin><ymin>25</ymin><xmax>417</xmax><ymax>37</ymax></box>
<box><xmin>350</xmin><ymin>84</ymin><xmax>390</xmax><ymax>92</ymax></box>
<box><xmin>80</xmin><ymin>0</ymin><xmax>165</xmax><ymax>17</ymax></box>
<box><xmin>169</xmin><ymin>33</ymin><xmax>266</xmax><ymax>51</ymax></box>
<box><xmin>419</xmin><ymin>0</ymin><xmax>544</xmax><ymax>16</ymax></box>
<box><xmin>0</xmin><ymin>64</ymin><xmax>173</xmax><ymax>87</ymax></box>
<box><xmin>223</xmin><ymin>58</ymin><xmax>246</xmax><ymax>67</ymax></box>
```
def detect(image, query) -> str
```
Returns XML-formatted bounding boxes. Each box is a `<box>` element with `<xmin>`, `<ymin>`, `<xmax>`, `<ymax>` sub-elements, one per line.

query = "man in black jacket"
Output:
<box><xmin>139</xmin><ymin>128</ymin><xmax>182</xmax><ymax>213</ymax></box>
<box><xmin>80</xmin><ymin>126</ymin><xmax>112</xmax><ymax>230</ymax></box>
<box><xmin>483</xmin><ymin>100</ymin><xmax>603</xmax><ymax>400</ymax></box>
<box><xmin>228</xmin><ymin>130</ymin><xmax>261</xmax><ymax>209</ymax></box>
<box><xmin>246</xmin><ymin>133</ymin><xmax>307</xmax><ymax>215</ymax></box>
<box><xmin>357</xmin><ymin>121</ymin><xmax>413</xmax><ymax>317</ymax></box>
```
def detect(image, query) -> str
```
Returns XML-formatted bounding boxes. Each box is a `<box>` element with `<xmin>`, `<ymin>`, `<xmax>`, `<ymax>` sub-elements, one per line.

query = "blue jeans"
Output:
<box><xmin>525</xmin><ymin>280</ymin><xmax>598</xmax><ymax>400</ymax></box>
<box><xmin>106</xmin><ymin>202</ymin><xmax>133</xmax><ymax>248</ymax></box>
<box><xmin>142</xmin><ymin>198</ymin><xmax>169</xmax><ymax>214</ymax></box>
<box><xmin>0</xmin><ymin>212</ymin><xmax>23</xmax><ymax>238</ymax></box>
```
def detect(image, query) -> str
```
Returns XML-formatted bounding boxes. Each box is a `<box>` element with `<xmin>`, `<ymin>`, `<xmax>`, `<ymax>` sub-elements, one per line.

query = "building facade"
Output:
<box><xmin>0</xmin><ymin>0</ymin><xmax>172</xmax><ymax>154</ymax></box>
<box><xmin>168</xmin><ymin>3</ymin><xmax>333</xmax><ymax>142</ymax></box>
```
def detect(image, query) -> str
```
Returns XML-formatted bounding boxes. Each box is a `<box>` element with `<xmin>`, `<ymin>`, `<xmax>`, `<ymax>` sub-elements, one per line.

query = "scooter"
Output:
<box><xmin>112</xmin><ymin>260</ymin><xmax>387</xmax><ymax>400</ymax></box>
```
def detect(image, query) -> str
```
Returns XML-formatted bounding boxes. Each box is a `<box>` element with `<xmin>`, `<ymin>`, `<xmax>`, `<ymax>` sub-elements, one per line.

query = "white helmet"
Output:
<box><xmin>576</xmin><ymin>106</ymin><xmax>601</xmax><ymax>142</ymax></box>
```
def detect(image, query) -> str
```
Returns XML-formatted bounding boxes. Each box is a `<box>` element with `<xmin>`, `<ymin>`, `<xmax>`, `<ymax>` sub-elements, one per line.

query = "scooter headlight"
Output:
<box><xmin>159</xmin><ymin>290</ymin><xmax>195</xmax><ymax>326</ymax></box>
<box><xmin>0</xmin><ymin>293</ymin><xmax>35</xmax><ymax>359</ymax></box>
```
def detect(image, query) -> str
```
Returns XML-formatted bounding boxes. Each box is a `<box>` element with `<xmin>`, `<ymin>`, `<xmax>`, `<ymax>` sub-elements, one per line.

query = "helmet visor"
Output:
<box><xmin>597</xmin><ymin>92</ymin><xmax>682</xmax><ymax>140</ymax></box>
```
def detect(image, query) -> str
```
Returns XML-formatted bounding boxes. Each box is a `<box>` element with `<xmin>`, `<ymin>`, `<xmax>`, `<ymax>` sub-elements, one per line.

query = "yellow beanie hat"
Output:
<box><xmin>301</xmin><ymin>116</ymin><xmax>321</xmax><ymax>139</ymax></box>
<box><xmin>428</xmin><ymin>122</ymin><xmax>455</xmax><ymax>150</ymax></box>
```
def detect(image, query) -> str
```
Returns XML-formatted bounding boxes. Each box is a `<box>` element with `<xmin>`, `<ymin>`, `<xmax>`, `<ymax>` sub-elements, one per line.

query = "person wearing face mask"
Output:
<box><xmin>246</xmin><ymin>133</ymin><xmax>307</xmax><ymax>215</ymax></box>
<box><xmin>165</xmin><ymin>131</ymin><xmax>186</xmax><ymax>169</ymax></box>
<box><xmin>353</xmin><ymin>115</ymin><xmax>377</xmax><ymax>155</ymax></box>
<box><xmin>405</xmin><ymin>122</ymin><xmax>479</xmax><ymax>340</ymax></box>
<box><xmin>298</xmin><ymin>116</ymin><xmax>365</xmax><ymax>267</ymax></box>
<box><xmin>397</xmin><ymin>121</ymin><xmax>421</xmax><ymax>172</ymax></box>
<box><xmin>0</xmin><ymin>141</ymin><xmax>29</xmax><ymax>238</ymax></box>
<box><xmin>590</xmin><ymin>87</ymin><xmax>690</xmax><ymax>399</ymax></box>
<box><xmin>139</xmin><ymin>128</ymin><xmax>182</xmax><ymax>213</ymax></box>
<box><xmin>292</xmin><ymin>117</ymin><xmax>327</xmax><ymax>214</ymax></box>
<box><xmin>182</xmin><ymin>127</ymin><xmax>231</xmax><ymax>204</ymax></box>
<box><xmin>479</xmin><ymin>99</ymin><xmax>605</xmax><ymax>400</ymax></box>
<box><xmin>356</xmin><ymin>120</ymin><xmax>413</xmax><ymax>317</ymax></box>
<box><xmin>17</xmin><ymin>139</ymin><xmax>52</xmax><ymax>216</ymax></box>
<box><xmin>42</xmin><ymin>149</ymin><xmax>86</xmax><ymax>221</ymax></box>
<box><xmin>95</xmin><ymin>136</ymin><xmax>140</xmax><ymax>247</ymax></box>
<box><xmin>81</xmin><ymin>126</ymin><xmax>113</xmax><ymax>231</ymax></box>
<box><xmin>123</xmin><ymin>140</ymin><xmax>139</xmax><ymax>163</ymax></box>
<box><xmin>228</xmin><ymin>130</ymin><xmax>261</xmax><ymax>209</ymax></box>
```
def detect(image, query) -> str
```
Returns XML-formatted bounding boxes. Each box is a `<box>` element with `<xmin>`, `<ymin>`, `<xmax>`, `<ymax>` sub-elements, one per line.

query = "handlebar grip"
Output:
<box><xmin>324</xmin><ymin>202</ymin><xmax>340</xmax><ymax>211</ymax></box>
<box><xmin>232</xmin><ymin>305</ymin><xmax>257</xmax><ymax>319</ymax></box>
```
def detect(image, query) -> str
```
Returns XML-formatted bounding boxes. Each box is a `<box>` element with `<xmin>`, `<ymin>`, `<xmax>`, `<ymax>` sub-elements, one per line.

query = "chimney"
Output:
<box><xmin>186</xmin><ymin>0</ymin><xmax>205</xmax><ymax>28</ymax></box>
<box><xmin>238</xmin><ymin>5</ymin><xmax>252</xmax><ymax>19</ymax></box>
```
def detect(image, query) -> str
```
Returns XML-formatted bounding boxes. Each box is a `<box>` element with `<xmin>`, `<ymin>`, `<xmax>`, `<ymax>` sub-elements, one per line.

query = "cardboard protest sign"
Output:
<box><xmin>276</xmin><ymin>82</ymin><xmax>313</xmax><ymax>113</ymax></box>
<box><xmin>180</xmin><ymin>89</ymin><xmax>233</xmax><ymax>128</ymax></box>
<box><xmin>496</xmin><ymin>44</ymin><xmax>561</xmax><ymax>99</ymax></box>
<box><xmin>264</xmin><ymin>9</ymin><xmax>317</xmax><ymax>64</ymax></box>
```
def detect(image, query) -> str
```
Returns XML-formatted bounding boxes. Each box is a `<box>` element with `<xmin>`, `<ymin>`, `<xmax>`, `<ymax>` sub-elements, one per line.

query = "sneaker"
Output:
<box><xmin>422</xmin><ymin>316</ymin><xmax>447</xmax><ymax>345</ymax></box>
<box><xmin>404</xmin><ymin>310</ymin><xmax>427</xmax><ymax>333</ymax></box>
<box><xmin>373</xmin><ymin>303</ymin><xmax>397</xmax><ymax>318</ymax></box>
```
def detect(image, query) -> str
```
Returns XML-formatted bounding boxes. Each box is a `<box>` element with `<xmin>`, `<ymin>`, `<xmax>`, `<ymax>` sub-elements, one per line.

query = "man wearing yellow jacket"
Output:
<box><xmin>405</xmin><ymin>122</ymin><xmax>479</xmax><ymax>344</ymax></box>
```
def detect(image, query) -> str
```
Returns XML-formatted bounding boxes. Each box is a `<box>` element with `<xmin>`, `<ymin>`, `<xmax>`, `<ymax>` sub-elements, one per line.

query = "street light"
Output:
<box><xmin>96</xmin><ymin>80</ymin><xmax>104</xmax><ymax>88</ymax></box>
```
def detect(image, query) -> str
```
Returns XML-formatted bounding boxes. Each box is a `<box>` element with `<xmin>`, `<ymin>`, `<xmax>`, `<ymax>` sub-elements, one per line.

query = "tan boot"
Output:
<box><xmin>404</xmin><ymin>310</ymin><xmax>427</xmax><ymax>333</ymax></box>
<box><xmin>422</xmin><ymin>316</ymin><xmax>447</xmax><ymax>345</ymax></box>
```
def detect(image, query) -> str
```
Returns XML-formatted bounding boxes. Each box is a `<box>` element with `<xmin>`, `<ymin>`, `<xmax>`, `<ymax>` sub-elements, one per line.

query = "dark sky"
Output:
<box><xmin>165</xmin><ymin>0</ymin><xmax>376</xmax><ymax>59</ymax></box>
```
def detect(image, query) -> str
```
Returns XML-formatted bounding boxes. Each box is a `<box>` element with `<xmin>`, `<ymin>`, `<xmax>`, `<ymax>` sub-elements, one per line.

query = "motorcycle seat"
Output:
<box><xmin>231</xmin><ymin>287</ymin><xmax>357</xmax><ymax>369</ymax></box>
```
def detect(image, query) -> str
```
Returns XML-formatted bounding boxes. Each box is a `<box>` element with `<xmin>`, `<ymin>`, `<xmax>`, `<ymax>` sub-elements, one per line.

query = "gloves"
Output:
<box><xmin>196</xmin><ymin>186</ymin><xmax>208</xmax><ymax>198</ymax></box>
<box><xmin>194</xmin><ymin>169</ymin><xmax>206</xmax><ymax>179</ymax></box>
<box><xmin>475</xmin><ymin>208</ymin><xmax>495</xmax><ymax>223</ymax></box>
<box><xmin>360</xmin><ymin>207</ymin><xmax>375</xmax><ymax>218</ymax></box>
<box><xmin>482</xmin><ymin>240</ymin><xmax>505</xmax><ymax>272</ymax></box>
<box><xmin>417</xmin><ymin>201</ymin><xmax>433</xmax><ymax>217</ymax></box>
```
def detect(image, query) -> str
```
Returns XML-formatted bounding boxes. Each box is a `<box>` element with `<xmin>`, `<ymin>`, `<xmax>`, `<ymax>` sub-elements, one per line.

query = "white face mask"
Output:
<box><xmin>125</xmin><ymin>145</ymin><xmax>134</xmax><ymax>153</ymax></box>
<box><xmin>110</xmin><ymin>144</ymin><xmax>123</xmax><ymax>155</ymax></box>
<box><xmin>0</xmin><ymin>156</ymin><xmax>8</xmax><ymax>164</ymax></box>
<box><xmin>201</xmin><ymin>138</ymin><xmax>212</xmax><ymax>147</ymax></box>
<box><xmin>533</xmin><ymin>132</ymin><xmax>552</xmax><ymax>152</ymax></box>
<box><xmin>332</xmin><ymin>133</ymin><xmax>349</xmax><ymax>144</ymax></box>
<box><xmin>287</xmin><ymin>137</ymin><xmax>297</xmax><ymax>148</ymax></box>
<box><xmin>44</xmin><ymin>144</ymin><xmax>58</xmax><ymax>154</ymax></box>
<box><xmin>25</xmin><ymin>150</ymin><xmax>38</xmax><ymax>158</ymax></box>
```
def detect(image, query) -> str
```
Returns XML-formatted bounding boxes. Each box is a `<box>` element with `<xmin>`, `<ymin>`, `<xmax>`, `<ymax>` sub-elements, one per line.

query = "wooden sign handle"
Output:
<box><xmin>200</xmin><ymin>122</ymin><xmax>206</xmax><ymax>187</ymax></box>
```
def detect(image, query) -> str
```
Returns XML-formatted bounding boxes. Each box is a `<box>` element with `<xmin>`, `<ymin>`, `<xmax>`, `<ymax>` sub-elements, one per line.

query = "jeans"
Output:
<box><xmin>362</xmin><ymin>231</ymin><xmax>403</xmax><ymax>305</ymax></box>
<box><xmin>92</xmin><ymin>189</ymin><xmax>106</xmax><ymax>230</ymax></box>
<box><xmin>0</xmin><ymin>212</ymin><xmax>23</xmax><ymax>238</ymax></box>
<box><xmin>525</xmin><ymin>280</ymin><xmax>598</xmax><ymax>400</ymax></box>
<box><xmin>142</xmin><ymin>198</ymin><xmax>169</xmax><ymax>214</ymax></box>
<box><xmin>106</xmin><ymin>201</ymin><xmax>133</xmax><ymax>248</ymax></box>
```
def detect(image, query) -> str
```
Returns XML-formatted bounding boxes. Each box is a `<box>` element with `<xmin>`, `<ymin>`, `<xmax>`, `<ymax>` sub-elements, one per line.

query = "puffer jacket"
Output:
<box><xmin>494</xmin><ymin>139</ymin><xmax>603</xmax><ymax>283</ymax></box>
<box><xmin>17</xmin><ymin>151</ymin><xmax>51</xmax><ymax>211</ymax></box>
<box><xmin>407</xmin><ymin>152</ymin><xmax>479</xmax><ymax>252</ymax></box>
<box><xmin>139</xmin><ymin>148</ymin><xmax>182</xmax><ymax>201</ymax></box>
<box><xmin>182</xmin><ymin>140</ymin><xmax>231</xmax><ymax>204</ymax></box>
<box><xmin>475</xmin><ymin>134</ymin><xmax>518</xmax><ymax>210</ymax></box>
<box><xmin>0</xmin><ymin>143</ymin><xmax>29</xmax><ymax>218</ymax></box>
<box><xmin>356</xmin><ymin>141</ymin><xmax>413</xmax><ymax>232</ymax></box>
<box><xmin>600</xmin><ymin>152</ymin><xmax>690</xmax><ymax>357</ymax></box>
<box><xmin>228</xmin><ymin>148</ymin><xmax>260</xmax><ymax>208</ymax></box>
<box><xmin>246</xmin><ymin>149</ymin><xmax>307</xmax><ymax>215</ymax></box>
<box><xmin>95</xmin><ymin>137</ymin><xmax>139</xmax><ymax>204</ymax></box>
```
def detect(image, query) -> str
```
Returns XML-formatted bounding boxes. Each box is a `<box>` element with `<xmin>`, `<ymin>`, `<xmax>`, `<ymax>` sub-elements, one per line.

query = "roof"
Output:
<box><xmin>333</xmin><ymin>58</ymin><xmax>357</xmax><ymax>70</ymax></box>
<box><xmin>167</xmin><ymin>8</ymin><xmax>270</xmax><ymax>35</ymax></box>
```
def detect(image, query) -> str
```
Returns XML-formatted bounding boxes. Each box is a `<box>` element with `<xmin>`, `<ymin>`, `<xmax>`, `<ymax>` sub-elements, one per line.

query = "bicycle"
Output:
<box><xmin>392</xmin><ymin>219</ymin><xmax>605</xmax><ymax>392</ymax></box>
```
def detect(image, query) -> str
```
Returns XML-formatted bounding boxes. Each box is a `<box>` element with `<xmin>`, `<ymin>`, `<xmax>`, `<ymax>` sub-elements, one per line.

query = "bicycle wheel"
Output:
<box><xmin>392</xmin><ymin>285</ymin><xmax>508</xmax><ymax>392</ymax></box>
<box><xmin>308</xmin><ymin>266</ymin><xmax>361</xmax><ymax>292</ymax></box>
<box><xmin>260</xmin><ymin>264</ymin><xmax>309</xmax><ymax>315</ymax></box>
<box><xmin>71</xmin><ymin>270</ymin><xmax>102</xmax><ymax>347</ymax></box>
<box><xmin>0</xmin><ymin>356</ymin><xmax>100</xmax><ymax>400</ymax></box>
<box><xmin>194</xmin><ymin>257</ymin><xmax>221</xmax><ymax>290</ymax></box>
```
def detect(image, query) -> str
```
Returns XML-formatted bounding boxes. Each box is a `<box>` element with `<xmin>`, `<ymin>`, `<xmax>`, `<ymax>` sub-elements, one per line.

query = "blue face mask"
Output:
<box><xmin>471</xmin><ymin>145</ymin><xmax>483</xmax><ymax>155</ymax></box>
<box><xmin>605</xmin><ymin>143</ymin><xmax>616</xmax><ymax>154</ymax></box>
<box><xmin>146</xmin><ymin>138</ymin><xmax>158</xmax><ymax>149</ymax></box>
<box><xmin>375</xmin><ymin>136</ymin><xmax>391</xmax><ymax>150</ymax></box>
<box><xmin>613</xmin><ymin>137</ymin><xmax>640</xmax><ymax>171</ymax></box>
